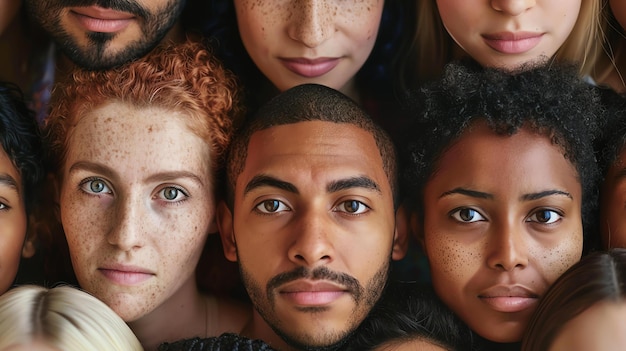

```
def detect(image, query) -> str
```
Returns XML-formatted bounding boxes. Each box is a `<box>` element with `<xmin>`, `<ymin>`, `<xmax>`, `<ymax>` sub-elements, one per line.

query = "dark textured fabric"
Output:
<box><xmin>159</xmin><ymin>333</ymin><xmax>276</xmax><ymax>351</ymax></box>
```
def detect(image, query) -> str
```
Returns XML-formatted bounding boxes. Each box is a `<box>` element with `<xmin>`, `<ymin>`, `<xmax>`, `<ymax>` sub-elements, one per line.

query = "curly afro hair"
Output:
<box><xmin>401</xmin><ymin>61</ymin><xmax>602</xmax><ymax>244</ymax></box>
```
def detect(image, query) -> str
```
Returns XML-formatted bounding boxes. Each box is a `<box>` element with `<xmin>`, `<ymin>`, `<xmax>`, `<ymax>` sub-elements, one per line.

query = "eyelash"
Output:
<box><xmin>0</xmin><ymin>202</ymin><xmax>10</xmax><ymax>211</ymax></box>
<box><xmin>78</xmin><ymin>177</ymin><xmax>113</xmax><ymax>197</ymax></box>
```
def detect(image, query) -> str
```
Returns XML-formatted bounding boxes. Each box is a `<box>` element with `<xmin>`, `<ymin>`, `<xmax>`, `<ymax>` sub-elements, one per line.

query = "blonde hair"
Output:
<box><xmin>408</xmin><ymin>0</ymin><xmax>603</xmax><ymax>87</ymax></box>
<box><xmin>0</xmin><ymin>285</ymin><xmax>143</xmax><ymax>351</ymax></box>
<box><xmin>591</xmin><ymin>0</ymin><xmax>625</xmax><ymax>89</ymax></box>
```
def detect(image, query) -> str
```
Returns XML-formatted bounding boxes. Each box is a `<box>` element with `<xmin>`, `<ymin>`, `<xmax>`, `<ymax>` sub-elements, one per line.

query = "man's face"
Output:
<box><xmin>25</xmin><ymin>0</ymin><xmax>185</xmax><ymax>70</ymax></box>
<box><xmin>220</xmin><ymin>121</ymin><xmax>402</xmax><ymax>349</ymax></box>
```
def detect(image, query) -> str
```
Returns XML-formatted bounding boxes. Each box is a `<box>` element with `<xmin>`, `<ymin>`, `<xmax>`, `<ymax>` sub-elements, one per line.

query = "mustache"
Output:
<box><xmin>266</xmin><ymin>266</ymin><xmax>364</xmax><ymax>301</ymax></box>
<box><xmin>53</xmin><ymin>0</ymin><xmax>149</xmax><ymax>18</ymax></box>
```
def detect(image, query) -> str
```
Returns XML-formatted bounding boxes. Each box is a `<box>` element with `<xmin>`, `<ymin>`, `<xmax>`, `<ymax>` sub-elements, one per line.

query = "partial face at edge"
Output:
<box><xmin>234</xmin><ymin>0</ymin><xmax>384</xmax><ymax>95</ymax></box>
<box><xmin>436</xmin><ymin>0</ymin><xmax>581</xmax><ymax>69</ymax></box>
<box><xmin>421</xmin><ymin>122</ymin><xmax>583</xmax><ymax>343</ymax></box>
<box><xmin>59</xmin><ymin>101</ymin><xmax>214</xmax><ymax>321</ymax></box>
<box><xmin>221</xmin><ymin>121</ymin><xmax>400</xmax><ymax>348</ymax></box>
<box><xmin>24</xmin><ymin>0</ymin><xmax>185</xmax><ymax>70</ymax></box>
<box><xmin>549</xmin><ymin>301</ymin><xmax>626</xmax><ymax>351</ymax></box>
<box><xmin>0</xmin><ymin>146</ymin><xmax>27</xmax><ymax>294</ymax></box>
<box><xmin>610</xmin><ymin>0</ymin><xmax>626</xmax><ymax>32</ymax></box>
<box><xmin>0</xmin><ymin>0</ymin><xmax>21</xmax><ymax>35</ymax></box>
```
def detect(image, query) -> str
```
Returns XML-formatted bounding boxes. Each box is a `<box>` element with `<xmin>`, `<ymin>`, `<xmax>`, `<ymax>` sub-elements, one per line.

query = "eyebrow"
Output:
<box><xmin>244</xmin><ymin>175</ymin><xmax>299</xmax><ymax>195</ymax></box>
<box><xmin>440</xmin><ymin>187</ymin><xmax>493</xmax><ymax>199</ymax></box>
<box><xmin>0</xmin><ymin>173</ymin><xmax>19</xmax><ymax>194</ymax></box>
<box><xmin>69</xmin><ymin>161</ymin><xmax>204</xmax><ymax>187</ymax></box>
<box><xmin>615</xmin><ymin>167</ymin><xmax>626</xmax><ymax>181</ymax></box>
<box><xmin>326</xmin><ymin>176</ymin><xmax>381</xmax><ymax>195</ymax></box>
<box><xmin>520</xmin><ymin>190</ymin><xmax>572</xmax><ymax>201</ymax></box>
<box><xmin>69</xmin><ymin>161</ymin><xmax>116</xmax><ymax>179</ymax></box>
<box><xmin>440</xmin><ymin>187</ymin><xmax>572</xmax><ymax>201</ymax></box>
<box><xmin>144</xmin><ymin>171</ymin><xmax>205</xmax><ymax>187</ymax></box>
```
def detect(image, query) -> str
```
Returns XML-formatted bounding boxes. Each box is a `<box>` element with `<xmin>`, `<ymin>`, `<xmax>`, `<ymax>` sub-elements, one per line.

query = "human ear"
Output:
<box><xmin>391</xmin><ymin>204</ymin><xmax>410</xmax><ymax>260</ymax></box>
<box><xmin>216</xmin><ymin>201</ymin><xmax>238</xmax><ymax>262</ymax></box>
<box><xmin>22</xmin><ymin>218</ymin><xmax>36</xmax><ymax>259</ymax></box>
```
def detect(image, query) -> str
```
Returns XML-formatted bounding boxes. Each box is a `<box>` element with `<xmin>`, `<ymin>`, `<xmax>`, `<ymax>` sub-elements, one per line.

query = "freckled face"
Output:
<box><xmin>421</xmin><ymin>122</ymin><xmax>583</xmax><ymax>343</ymax></box>
<box><xmin>436</xmin><ymin>0</ymin><xmax>581</xmax><ymax>69</ymax></box>
<box><xmin>221</xmin><ymin>121</ymin><xmax>398</xmax><ymax>348</ymax></box>
<box><xmin>24</xmin><ymin>0</ymin><xmax>184</xmax><ymax>69</ymax></box>
<box><xmin>610</xmin><ymin>0</ymin><xmax>626</xmax><ymax>31</ymax></box>
<box><xmin>549</xmin><ymin>301</ymin><xmax>626</xmax><ymax>351</ymax></box>
<box><xmin>600</xmin><ymin>148</ymin><xmax>626</xmax><ymax>249</ymax></box>
<box><xmin>0</xmin><ymin>147</ymin><xmax>27</xmax><ymax>295</ymax></box>
<box><xmin>59</xmin><ymin>101</ymin><xmax>214</xmax><ymax>322</ymax></box>
<box><xmin>0</xmin><ymin>0</ymin><xmax>21</xmax><ymax>35</ymax></box>
<box><xmin>234</xmin><ymin>0</ymin><xmax>384</xmax><ymax>95</ymax></box>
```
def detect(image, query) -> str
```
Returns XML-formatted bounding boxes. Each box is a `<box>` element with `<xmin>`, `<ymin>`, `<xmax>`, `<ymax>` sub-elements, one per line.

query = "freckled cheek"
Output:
<box><xmin>60</xmin><ymin>191</ymin><xmax>110</xmax><ymax>256</ymax></box>
<box><xmin>534</xmin><ymin>234</ymin><xmax>583</xmax><ymax>284</ymax></box>
<box><xmin>425</xmin><ymin>232</ymin><xmax>480</xmax><ymax>282</ymax></box>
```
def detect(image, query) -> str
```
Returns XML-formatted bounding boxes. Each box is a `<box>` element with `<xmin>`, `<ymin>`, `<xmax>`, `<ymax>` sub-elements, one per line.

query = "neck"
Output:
<box><xmin>128</xmin><ymin>277</ymin><xmax>208</xmax><ymax>351</ymax></box>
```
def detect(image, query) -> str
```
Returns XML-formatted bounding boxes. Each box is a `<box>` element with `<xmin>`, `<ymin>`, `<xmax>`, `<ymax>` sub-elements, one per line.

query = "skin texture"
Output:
<box><xmin>549</xmin><ymin>301</ymin><xmax>626</xmax><ymax>351</ymax></box>
<box><xmin>24</xmin><ymin>0</ymin><xmax>184</xmax><ymax>69</ymax></box>
<box><xmin>418</xmin><ymin>122</ymin><xmax>583</xmax><ymax>343</ymax></box>
<box><xmin>59</xmin><ymin>101</ymin><xmax>214</xmax><ymax>324</ymax></box>
<box><xmin>0</xmin><ymin>0</ymin><xmax>21</xmax><ymax>35</ymax></box>
<box><xmin>375</xmin><ymin>338</ymin><xmax>448</xmax><ymax>351</ymax></box>
<box><xmin>3</xmin><ymin>340</ymin><xmax>61</xmax><ymax>351</ymax></box>
<box><xmin>0</xmin><ymin>146</ymin><xmax>27</xmax><ymax>294</ymax></box>
<box><xmin>610</xmin><ymin>0</ymin><xmax>626</xmax><ymax>31</ymax></box>
<box><xmin>436</xmin><ymin>0</ymin><xmax>581</xmax><ymax>69</ymax></box>
<box><xmin>233</xmin><ymin>0</ymin><xmax>383</xmax><ymax>100</ymax></box>
<box><xmin>600</xmin><ymin>148</ymin><xmax>626</xmax><ymax>248</ymax></box>
<box><xmin>219</xmin><ymin>121</ymin><xmax>404</xmax><ymax>350</ymax></box>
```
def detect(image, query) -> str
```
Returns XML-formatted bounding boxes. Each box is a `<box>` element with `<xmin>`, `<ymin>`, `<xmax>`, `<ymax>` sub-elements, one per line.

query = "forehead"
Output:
<box><xmin>238</xmin><ymin>121</ymin><xmax>389</xmax><ymax>192</ymax></box>
<box><xmin>65</xmin><ymin>101</ymin><xmax>211</xmax><ymax>172</ymax></box>
<box><xmin>0</xmin><ymin>145</ymin><xmax>21</xmax><ymax>190</ymax></box>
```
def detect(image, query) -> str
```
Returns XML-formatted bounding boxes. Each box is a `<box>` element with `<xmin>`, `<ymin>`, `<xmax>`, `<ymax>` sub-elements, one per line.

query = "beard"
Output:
<box><xmin>239</xmin><ymin>260</ymin><xmax>390</xmax><ymax>350</ymax></box>
<box><xmin>25</xmin><ymin>0</ymin><xmax>186</xmax><ymax>70</ymax></box>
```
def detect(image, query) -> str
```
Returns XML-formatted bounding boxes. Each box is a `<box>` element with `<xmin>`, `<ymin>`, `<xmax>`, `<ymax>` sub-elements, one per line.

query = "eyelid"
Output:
<box><xmin>79</xmin><ymin>177</ymin><xmax>114</xmax><ymax>196</ymax></box>
<box><xmin>154</xmin><ymin>185</ymin><xmax>189</xmax><ymax>202</ymax></box>
<box><xmin>449</xmin><ymin>207</ymin><xmax>487</xmax><ymax>223</ymax></box>
<box><xmin>254</xmin><ymin>199</ymin><xmax>291</xmax><ymax>214</ymax></box>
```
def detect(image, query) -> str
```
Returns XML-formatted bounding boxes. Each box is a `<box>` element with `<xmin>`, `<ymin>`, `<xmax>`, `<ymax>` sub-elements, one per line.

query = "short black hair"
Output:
<box><xmin>0</xmin><ymin>82</ymin><xmax>44</xmax><ymax>215</ymax></box>
<box><xmin>225</xmin><ymin>84</ymin><xmax>397</xmax><ymax>207</ymax></box>
<box><xmin>401</xmin><ymin>62</ymin><xmax>601</xmax><ymax>244</ymax></box>
<box><xmin>345</xmin><ymin>283</ymin><xmax>478</xmax><ymax>351</ymax></box>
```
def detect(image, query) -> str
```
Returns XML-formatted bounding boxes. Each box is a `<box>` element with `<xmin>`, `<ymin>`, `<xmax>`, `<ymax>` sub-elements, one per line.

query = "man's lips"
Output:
<box><xmin>280</xmin><ymin>57</ymin><xmax>341</xmax><ymax>78</ymax></box>
<box><xmin>482</xmin><ymin>31</ymin><xmax>544</xmax><ymax>55</ymax></box>
<box><xmin>479</xmin><ymin>285</ymin><xmax>539</xmax><ymax>313</ymax></box>
<box><xmin>279</xmin><ymin>280</ymin><xmax>349</xmax><ymax>306</ymax></box>
<box><xmin>98</xmin><ymin>264</ymin><xmax>155</xmax><ymax>286</ymax></box>
<box><xmin>69</xmin><ymin>6</ymin><xmax>135</xmax><ymax>33</ymax></box>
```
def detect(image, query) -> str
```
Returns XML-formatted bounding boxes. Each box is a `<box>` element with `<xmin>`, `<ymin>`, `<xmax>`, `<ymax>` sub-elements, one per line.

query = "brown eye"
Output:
<box><xmin>255</xmin><ymin>199</ymin><xmax>290</xmax><ymax>213</ymax></box>
<box><xmin>336</xmin><ymin>200</ymin><xmax>368</xmax><ymax>214</ymax></box>
<box><xmin>528</xmin><ymin>209</ymin><xmax>561</xmax><ymax>224</ymax></box>
<box><xmin>451</xmin><ymin>208</ymin><xmax>485</xmax><ymax>222</ymax></box>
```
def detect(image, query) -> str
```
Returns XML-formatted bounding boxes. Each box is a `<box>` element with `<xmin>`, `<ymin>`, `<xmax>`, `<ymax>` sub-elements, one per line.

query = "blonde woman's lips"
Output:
<box><xmin>70</xmin><ymin>6</ymin><xmax>135</xmax><ymax>33</ymax></box>
<box><xmin>280</xmin><ymin>57</ymin><xmax>341</xmax><ymax>78</ymax></box>
<box><xmin>482</xmin><ymin>32</ymin><xmax>544</xmax><ymax>55</ymax></box>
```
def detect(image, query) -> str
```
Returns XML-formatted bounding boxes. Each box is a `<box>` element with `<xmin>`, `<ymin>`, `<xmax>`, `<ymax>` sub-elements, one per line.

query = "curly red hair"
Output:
<box><xmin>46</xmin><ymin>38</ymin><xmax>242</xmax><ymax>177</ymax></box>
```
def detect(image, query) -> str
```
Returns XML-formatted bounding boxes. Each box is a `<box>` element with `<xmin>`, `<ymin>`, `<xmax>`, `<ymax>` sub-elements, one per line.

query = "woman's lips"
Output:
<box><xmin>98</xmin><ymin>266</ymin><xmax>155</xmax><ymax>286</ymax></box>
<box><xmin>70</xmin><ymin>6</ymin><xmax>135</xmax><ymax>33</ymax></box>
<box><xmin>482</xmin><ymin>32</ymin><xmax>544</xmax><ymax>54</ymax></box>
<box><xmin>479</xmin><ymin>285</ymin><xmax>539</xmax><ymax>313</ymax></box>
<box><xmin>280</xmin><ymin>57</ymin><xmax>341</xmax><ymax>78</ymax></box>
